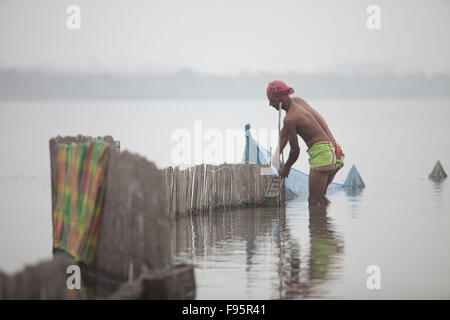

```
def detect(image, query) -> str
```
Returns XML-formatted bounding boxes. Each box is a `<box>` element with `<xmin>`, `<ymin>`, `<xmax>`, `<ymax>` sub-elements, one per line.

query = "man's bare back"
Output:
<box><xmin>283</xmin><ymin>97</ymin><xmax>335</xmax><ymax>149</ymax></box>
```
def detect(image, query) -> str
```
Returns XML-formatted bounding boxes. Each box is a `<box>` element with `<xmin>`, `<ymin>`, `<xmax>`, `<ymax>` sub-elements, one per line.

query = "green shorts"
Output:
<box><xmin>307</xmin><ymin>141</ymin><xmax>344</xmax><ymax>174</ymax></box>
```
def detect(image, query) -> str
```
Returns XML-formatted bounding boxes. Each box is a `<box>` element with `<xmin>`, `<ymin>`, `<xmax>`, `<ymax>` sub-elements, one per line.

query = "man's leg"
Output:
<box><xmin>323</xmin><ymin>144</ymin><xmax>344</xmax><ymax>204</ymax></box>
<box><xmin>323</xmin><ymin>164</ymin><xmax>344</xmax><ymax>204</ymax></box>
<box><xmin>308</xmin><ymin>169</ymin><xmax>329</xmax><ymax>207</ymax></box>
<box><xmin>323</xmin><ymin>170</ymin><xmax>337</xmax><ymax>205</ymax></box>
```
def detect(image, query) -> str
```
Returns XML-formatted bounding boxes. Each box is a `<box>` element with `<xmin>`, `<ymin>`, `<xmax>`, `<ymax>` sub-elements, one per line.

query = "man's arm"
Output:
<box><xmin>280</xmin><ymin>126</ymin><xmax>289</xmax><ymax>152</ymax></box>
<box><xmin>283</xmin><ymin>119</ymin><xmax>300</xmax><ymax>170</ymax></box>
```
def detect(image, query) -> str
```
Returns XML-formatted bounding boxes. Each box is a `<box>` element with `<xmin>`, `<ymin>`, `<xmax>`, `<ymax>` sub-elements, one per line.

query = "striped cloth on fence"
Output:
<box><xmin>52</xmin><ymin>140</ymin><xmax>110</xmax><ymax>265</ymax></box>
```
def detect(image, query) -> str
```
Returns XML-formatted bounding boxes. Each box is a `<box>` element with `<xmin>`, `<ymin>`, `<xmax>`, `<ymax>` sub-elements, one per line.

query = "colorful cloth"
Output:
<box><xmin>266</xmin><ymin>80</ymin><xmax>295</xmax><ymax>104</ymax></box>
<box><xmin>307</xmin><ymin>141</ymin><xmax>344</xmax><ymax>174</ymax></box>
<box><xmin>52</xmin><ymin>140</ymin><xmax>109</xmax><ymax>265</ymax></box>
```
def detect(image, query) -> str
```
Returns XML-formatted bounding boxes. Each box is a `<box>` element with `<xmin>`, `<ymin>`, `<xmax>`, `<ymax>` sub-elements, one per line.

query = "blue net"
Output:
<box><xmin>242</xmin><ymin>125</ymin><xmax>344</xmax><ymax>198</ymax></box>
<box><xmin>343</xmin><ymin>165</ymin><xmax>365</xmax><ymax>188</ymax></box>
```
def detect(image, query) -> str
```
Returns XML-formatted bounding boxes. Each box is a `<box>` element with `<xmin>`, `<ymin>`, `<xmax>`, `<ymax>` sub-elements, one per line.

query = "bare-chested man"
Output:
<box><xmin>267</xmin><ymin>80</ymin><xmax>344</xmax><ymax>207</ymax></box>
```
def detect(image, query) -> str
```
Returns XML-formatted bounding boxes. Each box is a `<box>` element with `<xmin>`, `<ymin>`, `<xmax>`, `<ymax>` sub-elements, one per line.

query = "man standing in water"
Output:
<box><xmin>268</xmin><ymin>80</ymin><xmax>344</xmax><ymax>207</ymax></box>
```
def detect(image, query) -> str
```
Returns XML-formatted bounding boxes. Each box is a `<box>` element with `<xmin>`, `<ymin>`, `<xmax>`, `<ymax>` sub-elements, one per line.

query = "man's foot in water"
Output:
<box><xmin>322</xmin><ymin>195</ymin><xmax>331</xmax><ymax>206</ymax></box>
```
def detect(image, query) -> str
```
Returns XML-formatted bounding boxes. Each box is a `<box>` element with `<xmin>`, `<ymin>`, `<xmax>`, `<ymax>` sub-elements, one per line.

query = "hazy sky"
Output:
<box><xmin>0</xmin><ymin>0</ymin><xmax>449</xmax><ymax>75</ymax></box>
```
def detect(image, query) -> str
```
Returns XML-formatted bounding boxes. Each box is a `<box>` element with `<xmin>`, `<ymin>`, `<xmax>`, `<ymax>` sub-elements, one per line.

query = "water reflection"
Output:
<box><xmin>431</xmin><ymin>180</ymin><xmax>447</xmax><ymax>210</ymax></box>
<box><xmin>344</xmin><ymin>187</ymin><xmax>364</xmax><ymax>219</ymax></box>
<box><xmin>276</xmin><ymin>206</ymin><xmax>344</xmax><ymax>299</ymax></box>
<box><xmin>172</xmin><ymin>207</ymin><xmax>279</xmax><ymax>263</ymax></box>
<box><xmin>274</xmin><ymin>206</ymin><xmax>304</xmax><ymax>299</ymax></box>
<box><xmin>308</xmin><ymin>206</ymin><xmax>344</xmax><ymax>281</ymax></box>
<box><xmin>171</xmin><ymin>204</ymin><xmax>344</xmax><ymax>299</ymax></box>
<box><xmin>344</xmin><ymin>187</ymin><xmax>364</xmax><ymax>197</ymax></box>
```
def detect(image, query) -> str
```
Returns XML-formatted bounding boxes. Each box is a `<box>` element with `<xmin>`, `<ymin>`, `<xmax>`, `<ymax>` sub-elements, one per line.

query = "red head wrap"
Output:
<box><xmin>266</xmin><ymin>80</ymin><xmax>295</xmax><ymax>104</ymax></box>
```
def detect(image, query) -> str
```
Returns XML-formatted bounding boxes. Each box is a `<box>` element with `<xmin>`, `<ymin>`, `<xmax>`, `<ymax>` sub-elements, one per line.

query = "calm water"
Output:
<box><xmin>1</xmin><ymin>98</ymin><xmax>450</xmax><ymax>299</ymax></box>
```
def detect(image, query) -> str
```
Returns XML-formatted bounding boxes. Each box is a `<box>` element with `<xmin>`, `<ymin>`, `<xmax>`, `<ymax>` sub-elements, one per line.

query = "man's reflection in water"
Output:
<box><xmin>308</xmin><ymin>206</ymin><xmax>343</xmax><ymax>281</ymax></box>
<box><xmin>278</xmin><ymin>205</ymin><xmax>344</xmax><ymax>299</ymax></box>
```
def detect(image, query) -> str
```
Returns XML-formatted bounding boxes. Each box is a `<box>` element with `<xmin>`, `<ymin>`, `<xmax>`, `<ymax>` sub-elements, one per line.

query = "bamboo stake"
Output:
<box><xmin>278</xmin><ymin>102</ymin><xmax>284</xmax><ymax>206</ymax></box>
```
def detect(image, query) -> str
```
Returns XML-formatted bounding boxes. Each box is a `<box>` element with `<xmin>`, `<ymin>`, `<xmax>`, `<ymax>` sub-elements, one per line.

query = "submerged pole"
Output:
<box><xmin>244</xmin><ymin>124</ymin><xmax>251</xmax><ymax>164</ymax></box>
<box><xmin>278</xmin><ymin>102</ymin><xmax>284</xmax><ymax>206</ymax></box>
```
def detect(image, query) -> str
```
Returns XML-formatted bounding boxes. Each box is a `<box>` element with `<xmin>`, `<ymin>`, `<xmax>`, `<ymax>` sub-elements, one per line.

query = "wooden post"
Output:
<box><xmin>278</xmin><ymin>102</ymin><xmax>284</xmax><ymax>207</ymax></box>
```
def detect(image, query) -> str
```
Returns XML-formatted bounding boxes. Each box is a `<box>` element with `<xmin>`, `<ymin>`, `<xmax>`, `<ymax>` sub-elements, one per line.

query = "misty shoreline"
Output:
<box><xmin>1</xmin><ymin>69</ymin><xmax>450</xmax><ymax>100</ymax></box>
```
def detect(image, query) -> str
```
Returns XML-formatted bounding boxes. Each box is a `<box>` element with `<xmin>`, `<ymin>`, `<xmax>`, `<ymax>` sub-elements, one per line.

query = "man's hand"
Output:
<box><xmin>279</xmin><ymin>165</ymin><xmax>291</xmax><ymax>178</ymax></box>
